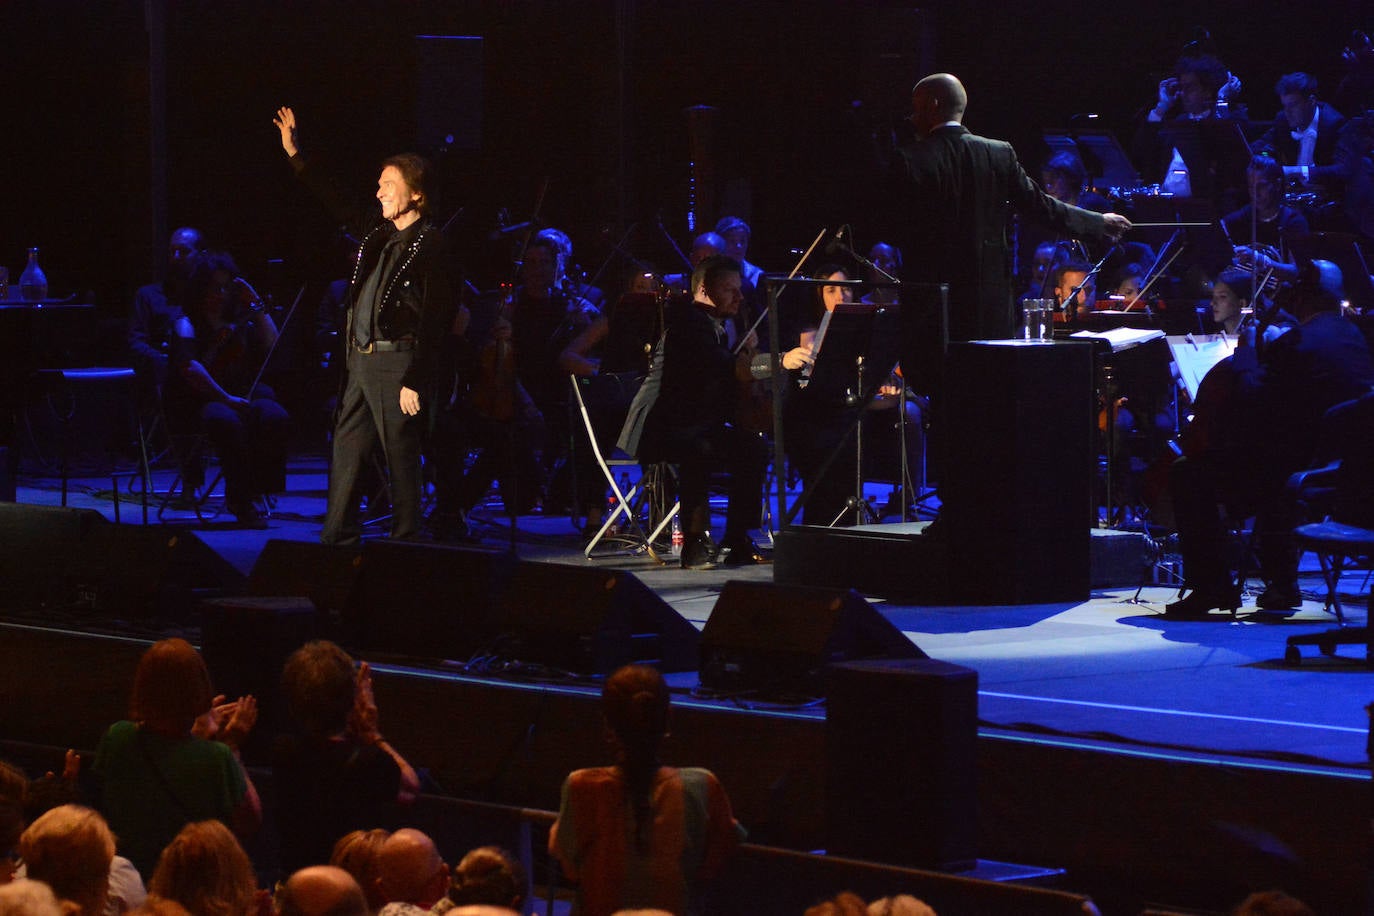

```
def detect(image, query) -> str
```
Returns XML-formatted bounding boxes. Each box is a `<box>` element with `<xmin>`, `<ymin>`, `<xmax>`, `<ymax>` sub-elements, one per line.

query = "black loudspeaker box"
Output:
<box><xmin>699</xmin><ymin>579</ymin><xmax>925</xmax><ymax>696</ymax></box>
<box><xmin>825</xmin><ymin>657</ymin><xmax>979</xmax><ymax>871</ymax></box>
<box><xmin>493</xmin><ymin>561</ymin><xmax>701</xmax><ymax>674</ymax></box>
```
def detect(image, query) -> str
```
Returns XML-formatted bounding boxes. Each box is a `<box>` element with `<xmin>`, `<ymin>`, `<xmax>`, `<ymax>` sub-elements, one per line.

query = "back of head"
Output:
<box><xmin>867</xmin><ymin>894</ymin><xmax>938</xmax><ymax>916</ymax></box>
<box><xmin>329</xmin><ymin>828</ymin><xmax>391</xmax><ymax>912</ymax></box>
<box><xmin>282</xmin><ymin>640</ymin><xmax>357</xmax><ymax>738</ymax></box>
<box><xmin>602</xmin><ymin>664</ymin><xmax>670</xmax><ymax>752</ymax></box>
<box><xmin>1231</xmin><ymin>889</ymin><xmax>1316</xmax><ymax>916</ymax></box>
<box><xmin>278</xmin><ymin>866</ymin><xmax>368</xmax><ymax>916</ymax></box>
<box><xmin>19</xmin><ymin>804</ymin><xmax>116</xmax><ymax>914</ymax></box>
<box><xmin>131</xmin><ymin>638</ymin><xmax>214</xmax><ymax>736</ymax></box>
<box><xmin>149</xmin><ymin>820</ymin><xmax>256</xmax><ymax>916</ymax></box>
<box><xmin>535</xmin><ymin>227</ymin><xmax>573</xmax><ymax>260</ymax></box>
<box><xmin>448</xmin><ymin>845</ymin><xmax>524</xmax><ymax>908</ymax></box>
<box><xmin>0</xmin><ymin>879</ymin><xmax>67</xmax><ymax>916</ymax></box>
<box><xmin>803</xmin><ymin>891</ymin><xmax>869</xmax><ymax>916</ymax></box>
<box><xmin>1249</xmin><ymin>154</ymin><xmax>1283</xmax><ymax>185</ymax></box>
<box><xmin>376</xmin><ymin>828</ymin><xmax>445</xmax><ymax>907</ymax></box>
<box><xmin>1293</xmin><ymin>258</ymin><xmax>1345</xmax><ymax>316</ymax></box>
<box><xmin>911</xmin><ymin>72</ymin><xmax>968</xmax><ymax>124</ymax></box>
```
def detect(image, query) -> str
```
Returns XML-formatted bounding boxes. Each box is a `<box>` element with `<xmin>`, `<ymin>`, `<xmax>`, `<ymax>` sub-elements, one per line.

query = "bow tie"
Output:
<box><xmin>1291</xmin><ymin>126</ymin><xmax>1316</xmax><ymax>142</ymax></box>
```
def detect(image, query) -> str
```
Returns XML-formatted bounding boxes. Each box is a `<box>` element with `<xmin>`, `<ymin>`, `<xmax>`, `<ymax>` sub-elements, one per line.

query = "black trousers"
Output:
<box><xmin>321</xmin><ymin>347</ymin><xmax>424</xmax><ymax>545</ymax></box>
<box><xmin>662</xmin><ymin>422</ymin><xmax>767</xmax><ymax>543</ymax></box>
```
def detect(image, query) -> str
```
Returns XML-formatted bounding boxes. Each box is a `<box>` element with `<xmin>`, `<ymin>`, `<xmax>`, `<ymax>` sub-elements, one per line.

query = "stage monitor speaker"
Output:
<box><xmin>941</xmin><ymin>340</ymin><xmax>1094</xmax><ymax>603</ymax></box>
<box><xmin>494</xmin><ymin>562</ymin><xmax>700</xmax><ymax>674</ymax></box>
<box><xmin>344</xmin><ymin>541</ymin><xmax>514</xmax><ymax>663</ymax></box>
<box><xmin>0</xmin><ymin>505</ymin><xmax>239</xmax><ymax>614</ymax></box>
<box><xmin>825</xmin><ymin>657</ymin><xmax>978</xmax><ymax>872</ymax></box>
<box><xmin>200</xmin><ymin>595</ymin><xmax>322</xmax><ymax>764</ymax></box>
<box><xmin>699</xmin><ymin>580</ymin><xmax>925</xmax><ymax>696</ymax></box>
<box><xmin>248</xmin><ymin>539</ymin><xmax>363</xmax><ymax>616</ymax></box>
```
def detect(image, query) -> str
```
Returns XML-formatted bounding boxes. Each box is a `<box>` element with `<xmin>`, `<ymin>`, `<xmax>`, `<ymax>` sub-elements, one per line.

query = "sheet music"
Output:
<box><xmin>1069</xmin><ymin>326</ymin><xmax>1166</xmax><ymax>352</ymax></box>
<box><xmin>797</xmin><ymin>308</ymin><xmax>833</xmax><ymax>388</ymax></box>
<box><xmin>1166</xmin><ymin>334</ymin><xmax>1236</xmax><ymax>402</ymax></box>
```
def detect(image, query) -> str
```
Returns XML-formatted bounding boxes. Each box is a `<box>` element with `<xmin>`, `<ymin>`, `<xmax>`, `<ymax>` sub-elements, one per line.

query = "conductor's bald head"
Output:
<box><xmin>911</xmin><ymin>73</ymin><xmax>967</xmax><ymax>134</ymax></box>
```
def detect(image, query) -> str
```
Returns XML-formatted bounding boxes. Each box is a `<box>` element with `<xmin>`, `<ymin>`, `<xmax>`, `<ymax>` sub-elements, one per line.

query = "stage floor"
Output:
<box><xmin>12</xmin><ymin>456</ymin><xmax>1373</xmax><ymax>778</ymax></box>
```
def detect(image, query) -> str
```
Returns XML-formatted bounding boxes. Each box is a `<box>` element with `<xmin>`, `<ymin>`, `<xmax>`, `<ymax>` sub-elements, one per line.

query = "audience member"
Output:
<box><xmin>1231</xmin><ymin>889</ymin><xmax>1315</xmax><ymax>916</ymax></box>
<box><xmin>374</xmin><ymin>829</ymin><xmax>449</xmax><ymax>915</ymax></box>
<box><xmin>803</xmin><ymin>891</ymin><xmax>869</xmax><ymax>916</ymax></box>
<box><xmin>867</xmin><ymin>895</ymin><xmax>937</xmax><ymax>916</ymax></box>
<box><xmin>274</xmin><ymin>642</ymin><xmax>420</xmax><ymax>873</ymax></box>
<box><xmin>276</xmin><ymin>867</ymin><xmax>368</xmax><ymax>916</ymax></box>
<box><xmin>22</xmin><ymin>751</ymin><xmax>147</xmax><ymax>916</ymax></box>
<box><xmin>0</xmin><ymin>878</ymin><xmax>68</xmax><ymax>916</ymax></box>
<box><xmin>19</xmin><ymin>805</ymin><xmax>116</xmax><ymax>915</ymax></box>
<box><xmin>549</xmin><ymin>664</ymin><xmax>744</xmax><ymax>916</ymax></box>
<box><xmin>433</xmin><ymin>846</ymin><xmax>523</xmax><ymax>914</ymax></box>
<box><xmin>93</xmin><ymin>639</ymin><xmax>260</xmax><ymax>879</ymax></box>
<box><xmin>330</xmin><ymin>829</ymin><xmax>392</xmax><ymax>914</ymax></box>
<box><xmin>146</xmin><ymin>820</ymin><xmax>262</xmax><ymax>916</ymax></box>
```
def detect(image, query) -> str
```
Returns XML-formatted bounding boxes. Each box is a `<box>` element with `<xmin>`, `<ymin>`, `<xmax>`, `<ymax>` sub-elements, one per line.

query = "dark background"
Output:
<box><xmin>4</xmin><ymin>0</ymin><xmax>1368</xmax><ymax>347</ymax></box>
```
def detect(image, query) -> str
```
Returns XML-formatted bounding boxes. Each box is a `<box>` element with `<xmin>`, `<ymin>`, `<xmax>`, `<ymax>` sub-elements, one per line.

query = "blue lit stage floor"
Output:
<box><xmin>12</xmin><ymin>458</ymin><xmax>1372</xmax><ymax>778</ymax></box>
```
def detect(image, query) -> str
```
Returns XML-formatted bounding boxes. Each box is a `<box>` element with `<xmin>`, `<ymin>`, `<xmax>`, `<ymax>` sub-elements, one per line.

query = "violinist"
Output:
<box><xmin>785</xmin><ymin>265</ymin><xmax>921</xmax><ymax>526</ymax></box>
<box><xmin>1208</xmin><ymin>268</ymin><xmax>1252</xmax><ymax>336</ymax></box>
<box><xmin>165</xmin><ymin>250</ymin><xmax>291</xmax><ymax>526</ymax></box>
<box><xmin>1222</xmin><ymin>157</ymin><xmax>1309</xmax><ymax>264</ymax></box>
<box><xmin>1166</xmin><ymin>259</ymin><xmax>1374</xmax><ymax>617</ymax></box>
<box><xmin>640</xmin><ymin>255</ymin><xmax>790</xmax><ymax>569</ymax></box>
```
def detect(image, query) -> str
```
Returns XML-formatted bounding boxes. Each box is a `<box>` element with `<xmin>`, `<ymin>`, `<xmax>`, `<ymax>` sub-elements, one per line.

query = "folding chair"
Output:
<box><xmin>569</xmin><ymin>374</ymin><xmax>678</xmax><ymax>561</ymax></box>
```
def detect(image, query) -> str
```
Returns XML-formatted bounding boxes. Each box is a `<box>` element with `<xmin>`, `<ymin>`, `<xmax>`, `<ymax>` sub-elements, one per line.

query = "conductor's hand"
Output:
<box><xmin>400</xmin><ymin>386</ymin><xmax>421</xmax><ymax>416</ymax></box>
<box><xmin>781</xmin><ymin>346</ymin><xmax>814</xmax><ymax>371</ymax></box>
<box><xmin>1102</xmin><ymin>213</ymin><xmax>1132</xmax><ymax>242</ymax></box>
<box><xmin>273</xmin><ymin>106</ymin><xmax>299</xmax><ymax>158</ymax></box>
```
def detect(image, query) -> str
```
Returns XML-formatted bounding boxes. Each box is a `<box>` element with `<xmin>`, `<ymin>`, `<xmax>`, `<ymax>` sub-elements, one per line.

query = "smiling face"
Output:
<box><xmin>376</xmin><ymin>166</ymin><xmax>421</xmax><ymax>228</ymax></box>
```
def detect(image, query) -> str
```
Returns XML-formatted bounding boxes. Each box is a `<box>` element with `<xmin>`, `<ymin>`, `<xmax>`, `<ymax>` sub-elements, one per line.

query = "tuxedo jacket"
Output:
<box><xmin>896</xmin><ymin>124</ymin><xmax>1107</xmax><ymax>342</ymax></box>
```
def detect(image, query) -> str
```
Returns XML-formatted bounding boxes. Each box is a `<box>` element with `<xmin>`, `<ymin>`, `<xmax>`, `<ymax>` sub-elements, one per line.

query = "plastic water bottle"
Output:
<box><xmin>670</xmin><ymin>516</ymin><xmax>683</xmax><ymax>557</ymax></box>
<box><xmin>19</xmin><ymin>247</ymin><xmax>47</xmax><ymax>301</ymax></box>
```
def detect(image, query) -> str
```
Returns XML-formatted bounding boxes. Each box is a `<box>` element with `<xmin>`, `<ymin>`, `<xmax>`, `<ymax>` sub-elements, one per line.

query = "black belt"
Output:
<box><xmin>353</xmin><ymin>338</ymin><xmax>416</xmax><ymax>353</ymax></box>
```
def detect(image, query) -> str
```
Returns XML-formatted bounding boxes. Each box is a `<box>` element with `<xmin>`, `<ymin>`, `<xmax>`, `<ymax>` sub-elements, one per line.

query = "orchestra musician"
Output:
<box><xmin>1166</xmin><ymin>259</ymin><xmax>1374</xmax><ymax>617</ymax></box>
<box><xmin>784</xmin><ymin>265</ymin><xmax>922</xmax><ymax>526</ymax></box>
<box><xmin>1222</xmin><ymin>157</ymin><xmax>1309</xmax><ymax>274</ymax></box>
<box><xmin>1208</xmin><ymin>268</ymin><xmax>1252</xmax><ymax>336</ymax></box>
<box><xmin>164</xmin><ymin>250</ymin><xmax>291</xmax><ymax>526</ymax></box>
<box><xmin>637</xmin><ymin>255</ymin><xmax>805</xmax><ymax>569</ymax></box>
<box><xmin>1251</xmin><ymin>72</ymin><xmax>1347</xmax><ymax>190</ymax></box>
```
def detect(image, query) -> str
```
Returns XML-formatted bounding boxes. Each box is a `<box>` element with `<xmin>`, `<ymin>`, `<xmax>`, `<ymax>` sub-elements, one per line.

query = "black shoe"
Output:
<box><xmin>719</xmin><ymin>537</ymin><xmax>770</xmax><ymax>567</ymax></box>
<box><xmin>1256</xmin><ymin>583</ymin><xmax>1302</xmax><ymax>610</ymax></box>
<box><xmin>1164</xmin><ymin>588</ymin><xmax>1240</xmax><ymax>619</ymax></box>
<box><xmin>227</xmin><ymin>498</ymin><xmax>267</xmax><ymax>529</ymax></box>
<box><xmin>680</xmin><ymin>534</ymin><xmax>718</xmax><ymax>570</ymax></box>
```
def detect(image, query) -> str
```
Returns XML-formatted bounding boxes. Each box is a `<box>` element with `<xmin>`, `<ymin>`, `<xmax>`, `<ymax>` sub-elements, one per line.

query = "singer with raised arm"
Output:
<box><xmin>894</xmin><ymin>73</ymin><xmax>1131</xmax><ymax>343</ymax></box>
<box><xmin>273</xmin><ymin>106</ymin><xmax>455</xmax><ymax>545</ymax></box>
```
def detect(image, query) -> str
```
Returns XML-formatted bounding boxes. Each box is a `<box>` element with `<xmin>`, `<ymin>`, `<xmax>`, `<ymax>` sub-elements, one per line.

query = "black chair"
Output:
<box><xmin>1283</xmin><ymin>392</ymin><xmax>1374</xmax><ymax>665</ymax></box>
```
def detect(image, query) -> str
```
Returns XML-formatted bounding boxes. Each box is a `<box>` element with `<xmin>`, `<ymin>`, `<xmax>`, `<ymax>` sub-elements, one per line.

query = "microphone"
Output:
<box><xmin>825</xmin><ymin>227</ymin><xmax>850</xmax><ymax>257</ymax></box>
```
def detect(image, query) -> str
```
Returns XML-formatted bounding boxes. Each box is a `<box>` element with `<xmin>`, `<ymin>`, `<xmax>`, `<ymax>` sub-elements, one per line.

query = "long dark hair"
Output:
<box><xmin>602</xmin><ymin>664</ymin><xmax>670</xmax><ymax>853</ymax></box>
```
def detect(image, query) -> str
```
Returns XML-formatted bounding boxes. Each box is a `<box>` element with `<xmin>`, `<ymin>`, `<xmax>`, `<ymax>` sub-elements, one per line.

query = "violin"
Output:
<box><xmin>471</xmin><ymin>283</ymin><xmax>519</xmax><ymax>421</ymax></box>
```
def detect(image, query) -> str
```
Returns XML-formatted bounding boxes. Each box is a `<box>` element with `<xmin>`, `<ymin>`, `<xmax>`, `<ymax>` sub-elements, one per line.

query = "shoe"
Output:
<box><xmin>718</xmin><ymin>537</ymin><xmax>770</xmax><ymax>567</ymax></box>
<box><xmin>1163</xmin><ymin>588</ymin><xmax>1240</xmax><ymax>619</ymax></box>
<box><xmin>680</xmin><ymin>534</ymin><xmax>718</xmax><ymax>570</ymax></box>
<box><xmin>227</xmin><ymin>498</ymin><xmax>267</xmax><ymax>529</ymax></box>
<box><xmin>1256</xmin><ymin>583</ymin><xmax>1302</xmax><ymax>610</ymax></box>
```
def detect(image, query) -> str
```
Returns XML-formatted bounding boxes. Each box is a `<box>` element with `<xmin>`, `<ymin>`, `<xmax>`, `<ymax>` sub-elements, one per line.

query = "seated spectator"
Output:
<box><xmin>274</xmin><ymin>642</ymin><xmax>420</xmax><ymax>873</ymax></box>
<box><xmin>128</xmin><ymin>901</ymin><xmax>191</xmax><ymax>916</ymax></box>
<box><xmin>330</xmin><ymin>829</ymin><xmax>391</xmax><ymax>914</ymax></box>
<box><xmin>276</xmin><ymin>867</ymin><xmax>368</xmax><ymax>916</ymax></box>
<box><xmin>549</xmin><ymin>664</ymin><xmax>744</xmax><ymax>916</ymax></box>
<box><xmin>804</xmin><ymin>892</ymin><xmax>869</xmax><ymax>916</ymax></box>
<box><xmin>375</xmin><ymin>829</ymin><xmax>449</xmax><ymax>915</ymax></box>
<box><xmin>146</xmin><ymin>820</ymin><xmax>262</xmax><ymax>916</ymax></box>
<box><xmin>19</xmin><ymin>804</ymin><xmax>116</xmax><ymax>915</ymax></box>
<box><xmin>867</xmin><ymin>895</ymin><xmax>937</xmax><ymax>916</ymax></box>
<box><xmin>23</xmin><ymin>751</ymin><xmax>147</xmax><ymax>916</ymax></box>
<box><xmin>1231</xmin><ymin>889</ymin><xmax>1315</xmax><ymax>916</ymax></box>
<box><xmin>93</xmin><ymin>639</ymin><xmax>260</xmax><ymax>878</ymax></box>
<box><xmin>0</xmin><ymin>878</ymin><xmax>68</xmax><ymax>916</ymax></box>
<box><xmin>432</xmin><ymin>846</ymin><xmax>524</xmax><ymax>914</ymax></box>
